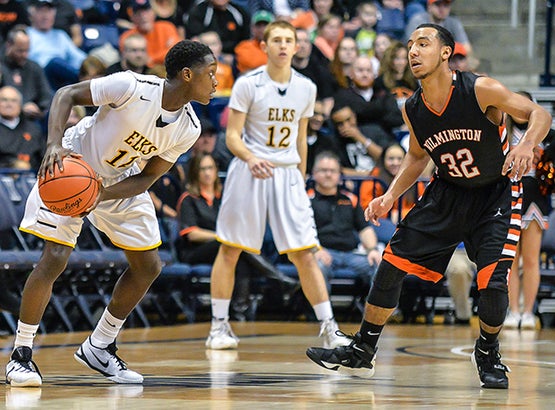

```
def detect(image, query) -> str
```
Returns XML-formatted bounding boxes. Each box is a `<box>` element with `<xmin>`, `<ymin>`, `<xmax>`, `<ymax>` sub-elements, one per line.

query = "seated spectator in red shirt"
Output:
<box><xmin>119</xmin><ymin>0</ymin><xmax>181</xmax><ymax>68</ymax></box>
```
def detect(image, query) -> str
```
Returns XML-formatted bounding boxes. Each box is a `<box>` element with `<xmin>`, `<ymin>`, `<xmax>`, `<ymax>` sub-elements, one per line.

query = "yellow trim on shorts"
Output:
<box><xmin>215</xmin><ymin>236</ymin><xmax>261</xmax><ymax>254</ymax></box>
<box><xmin>18</xmin><ymin>227</ymin><xmax>75</xmax><ymax>248</ymax></box>
<box><xmin>109</xmin><ymin>239</ymin><xmax>163</xmax><ymax>251</ymax></box>
<box><xmin>278</xmin><ymin>244</ymin><xmax>320</xmax><ymax>255</ymax></box>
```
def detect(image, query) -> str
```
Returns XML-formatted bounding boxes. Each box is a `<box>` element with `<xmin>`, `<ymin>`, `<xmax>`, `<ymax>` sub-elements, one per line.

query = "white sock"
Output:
<box><xmin>90</xmin><ymin>309</ymin><xmax>125</xmax><ymax>348</ymax></box>
<box><xmin>211</xmin><ymin>299</ymin><xmax>231</xmax><ymax>321</ymax></box>
<box><xmin>14</xmin><ymin>321</ymin><xmax>39</xmax><ymax>350</ymax></box>
<box><xmin>313</xmin><ymin>301</ymin><xmax>334</xmax><ymax>322</ymax></box>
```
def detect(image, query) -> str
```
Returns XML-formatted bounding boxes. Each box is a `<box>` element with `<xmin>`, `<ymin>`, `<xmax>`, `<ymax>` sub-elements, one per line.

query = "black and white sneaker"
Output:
<box><xmin>5</xmin><ymin>346</ymin><xmax>42</xmax><ymax>387</ymax></box>
<box><xmin>74</xmin><ymin>337</ymin><xmax>143</xmax><ymax>384</ymax></box>
<box><xmin>471</xmin><ymin>340</ymin><xmax>510</xmax><ymax>389</ymax></box>
<box><xmin>306</xmin><ymin>332</ymin><xmax>376</xmax><ymax>378</ymax></box>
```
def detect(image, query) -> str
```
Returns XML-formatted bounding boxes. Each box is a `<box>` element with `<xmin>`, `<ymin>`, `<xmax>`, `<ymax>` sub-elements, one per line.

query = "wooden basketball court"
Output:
<box><xmin>1</xmin><ymin>321</ymin><xmax>555</xmax><ymax>409</ymax></box>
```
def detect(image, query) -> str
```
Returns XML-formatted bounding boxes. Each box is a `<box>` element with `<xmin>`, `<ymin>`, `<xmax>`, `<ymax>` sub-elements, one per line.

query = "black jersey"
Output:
<box><xmin>405</xmin><ymin>71</ymin><xmax>508</xmax><ymax>188</ymax></box>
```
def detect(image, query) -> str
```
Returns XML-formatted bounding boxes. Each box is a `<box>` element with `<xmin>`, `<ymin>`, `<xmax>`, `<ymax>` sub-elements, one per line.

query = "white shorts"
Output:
<box><xmin>20</xmin><ymin>182</ymin><xmax>161</xmax><ymax>250</ymax></box>
<box><xmin>216</xmin><ymin>159</ymin><xmax>319</xmax><ymax>254</ymax></box>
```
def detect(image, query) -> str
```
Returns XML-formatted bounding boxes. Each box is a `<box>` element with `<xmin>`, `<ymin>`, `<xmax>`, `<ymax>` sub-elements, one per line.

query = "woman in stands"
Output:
<box><xmin>329</xmin><ymin>36</ymin><xmax>358</xmax><ymax>92</ymax></box>
<box><xmin>504</xmin><ymin>91</ymin><xmax>555</xmax><ymax>330</ymax></box>
<box><xmin>175</xmin><ymin>153</ymin><xmax>296</xmax><ymax>321</ymax></box>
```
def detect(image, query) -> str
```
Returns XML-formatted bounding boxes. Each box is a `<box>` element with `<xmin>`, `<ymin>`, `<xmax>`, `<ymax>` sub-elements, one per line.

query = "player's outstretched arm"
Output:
<box><xmin>475</xmin><ymin>77</ymin><xmax>552</xmax><ymax>180</ymax></box>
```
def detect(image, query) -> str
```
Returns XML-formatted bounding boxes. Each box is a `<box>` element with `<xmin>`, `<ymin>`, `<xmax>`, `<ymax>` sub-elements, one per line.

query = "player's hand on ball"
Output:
<box><xmin>38</xmin><ymin>144</ymin><xmax>81</xmax><ymax>180</ymax></box>
<box><xmin>76</xmin><ymin>177</ymin><xmax>103</xmax><ymax>218</ymax></box>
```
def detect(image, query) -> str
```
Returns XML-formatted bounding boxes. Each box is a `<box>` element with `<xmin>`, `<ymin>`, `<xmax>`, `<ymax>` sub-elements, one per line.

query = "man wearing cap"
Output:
<box><xmin>405</xmin><ymin>0</ymin><xmax>473</xmax><ymax>56</ymax></box>
<box><xmin>234</xmin><ymin>10</ymin><xmax>274</xmax><ymax>74</ymax></box>
<box><xmin>26</xmin><ymin>0</ymin><xmax>87</xmax><ymax>90</ymax></box>
<box><xmin>186</xmin><ymin>0</ymin><xmax>250</xmax><ymax>64</ymax></box>
<box><xmin>119</xmin><ymin>0</ymin><xmax>180</xmax><ymax>68</ymax></box>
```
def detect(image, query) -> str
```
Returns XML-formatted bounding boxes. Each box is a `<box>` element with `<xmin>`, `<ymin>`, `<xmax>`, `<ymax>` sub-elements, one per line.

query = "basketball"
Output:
<box><xmin>38</xmin><ymin>156</ymin><xmax>99</xmax><ymax>217</ymax></box>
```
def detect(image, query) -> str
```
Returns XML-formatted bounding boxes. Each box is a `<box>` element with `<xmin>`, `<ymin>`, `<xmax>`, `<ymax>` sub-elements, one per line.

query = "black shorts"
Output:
<box><xmin>384</xmin><ymin>177</ymin><xmax>522</xmax><ymax>292</ymax></box>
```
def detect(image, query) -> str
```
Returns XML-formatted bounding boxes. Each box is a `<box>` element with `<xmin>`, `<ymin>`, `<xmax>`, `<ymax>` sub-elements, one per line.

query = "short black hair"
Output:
<box><xmin>164</xmin><ymin>40</ymin><xmax>214</xmax><ymax>79</ymax></box>
<box><xmin>416</xmin><ymin>23</ymin><xmax>455</xmax><ymax>57</ymax></box>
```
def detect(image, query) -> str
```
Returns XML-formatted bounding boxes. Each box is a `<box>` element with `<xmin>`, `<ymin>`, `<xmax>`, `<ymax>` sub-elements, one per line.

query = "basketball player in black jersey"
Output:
<box><xmin>306</xmin><ymin>23</ymin><xmax>552</xmax><ymax>389</ymax></box>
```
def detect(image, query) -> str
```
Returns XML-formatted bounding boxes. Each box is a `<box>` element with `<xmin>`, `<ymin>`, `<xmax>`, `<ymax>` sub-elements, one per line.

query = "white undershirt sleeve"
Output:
<box><xmin>90</xmin><ymin>71</ymin><xmax>137</xmax><ymax>107</ymax></box>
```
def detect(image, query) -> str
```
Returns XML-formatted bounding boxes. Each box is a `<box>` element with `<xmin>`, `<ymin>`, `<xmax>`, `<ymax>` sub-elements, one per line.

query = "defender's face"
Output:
<box><xmin>407</xmin><ymin>27</ymin><xmax>448</xmax><ymax>79</ymax></box>
<box><xmin>190</xmin><ymin>54</ymin><xmax>218</xmax><ymax>105</ymax></box>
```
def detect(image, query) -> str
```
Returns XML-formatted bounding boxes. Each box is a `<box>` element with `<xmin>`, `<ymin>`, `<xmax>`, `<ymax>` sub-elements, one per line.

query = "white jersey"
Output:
<box><xmin>228</xmin><ymin>66</ymin><xmax>316</xmax><ymax>166</ymax></box>
<box><xmin>63</xmin><ymin>71</ymin><xmax>201</xmax><ymax>183</ymax></box>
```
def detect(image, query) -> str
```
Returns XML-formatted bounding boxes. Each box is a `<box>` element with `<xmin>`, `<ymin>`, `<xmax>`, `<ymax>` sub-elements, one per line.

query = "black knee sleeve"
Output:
<box><xmin>367</xmin><ymin>260</ymin><xmax>407</xmax><ymax>309</ymax></box>
<box><xmin>478</xmin><ymin>288</ymin><xmax>508</xmax><ymax>327</ymax></box>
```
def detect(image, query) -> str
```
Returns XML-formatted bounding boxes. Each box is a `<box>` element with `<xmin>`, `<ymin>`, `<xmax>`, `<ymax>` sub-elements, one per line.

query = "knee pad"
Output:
<box><xmin>478</xmin><ymin>288</ymin><xmax>508</xmax><ymax>327</ymax></box>
<box><xmin>367</xmin><ymin>260</ymin><xmax>407</xmax><ymax>309</ymax></box>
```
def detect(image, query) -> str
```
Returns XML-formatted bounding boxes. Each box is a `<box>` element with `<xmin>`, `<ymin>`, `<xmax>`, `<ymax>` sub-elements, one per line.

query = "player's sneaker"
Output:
<box><xmin>471</xmin><ymin>340</ymin><xmax>510</xmax><ymax>389</ymax></box>
<box><xmin>319</xmin><ymin>318</ymin><xmax>350</xmax><ymax>348</ymax></box>
<box><xmin>306</xmin><ymin>332</ymin><xmax>376</xmax><ymax>378</ymax></box>
<box><xmin>74</xmin><ymin>337</ymin><xmax>143</xmax><ymax>384</ymax></box>
<box><xmin>205</xmin><ymin>318</ymin><xmax>239</xmax><ymax>350</ymax></box>
<box><xmin>5</xmin><ymin>347</ymin><xmax>42</xmax><ymax>387</ymax></box>
<box><xmin>520</xmin><ymin>313</ymin><xmax>537</xmax><ymax>330</ymax></box>
<box><xmin>503</xmin><ymin>311</ymin><xmax>520</xmax><ymax>329</ymax></box>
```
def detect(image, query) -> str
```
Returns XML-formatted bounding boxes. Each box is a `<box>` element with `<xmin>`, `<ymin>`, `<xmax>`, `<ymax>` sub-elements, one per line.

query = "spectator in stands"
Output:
<box><xmin>78</xmin><ymin>55</ymin><xmax>106</xmax><ymax>81</ymax></box>
<box><xmin>345</xmin><ymin>2</ymin><xmax>378</xmax><ymax>56</ymax></box>
<box><xmin>448</xmin><ymin>41</ymin><xmax>469</xmax><ymax>72</ymax></box>
<box><xmin>151</xmin><ymin>0</ymin><xmax>186</xmax><ymax>39</ymax></box>
<box><xmin>234</xmin><ymin>10</ymin><xmax>273</xmax><ymax>75</ymax></box>
<box><xmin>405</xmin><ymin>0</ymin><xmax>472</xmax><ymax>55</ymax></box>
<box><xmin>374</xmin><ymin>41</ymin><xmax>418</xmax><ymax>109</ymax></box>
<box><xmin>186</xmin><ymin>0</ymin><xmax>250</xmax><ymax>65</ymax></box>
<box><xmin>444</xmin><ymin>244</ymin><xmax>476</xmax><ymax>325</ymax></box>
<box><xmin>313</xmin><ymin>14</ymin><xmax>343</xmax><ymax>61</ymax></box>
<box><xmin>330</xmin><ymin>104</ymin><xmax>383</xmax><ymax>177</ymax></box>
<box><xmin>0</xmin><ymin>86</ymin><xmax>44</xmax><ymax>170</ymax></box>
<box><xmin>333</xmin><ymin>54</ymin><xmax>404</xmax><ymax>142</ymax></box>
<box><xmin>376</xmin><ymin>0</ymin><xmax>406</xmax><ymax>40</ymax></box>
<box><xmin>0</xmin><ymin>0</ymin><xmax>30</xmax><ymax>44</ymax></box>
<box><xmin>306</xmin><ymin>100</ymin><xmax>338</xmax><ymax>175</ymax></box>
<box><xmin>504</xmin><ymin>91</ymin><xmax>554</xmax><ymax>330</ymax></box>
<box><xmin>106</xmin><ymin>33</ymin><xmax>149</xmax><ymax>75</ymax></box>
<box><xmin>27</xmin><ymin>0</ymin><xmax>87</xmax><ymax>90</ymax></box>
<box><xmin>176</xmin><ymin>153</ymin><xmax>297</xmax><ymax>321</ymax></box>
<box><xmin>309</xmin><ymin>151</ymin><xmax>381</xmax><ymax>290</ymax></box>
<box><xmin>119</xmin><ymin>0</ymin><xmax>181</xmax><ymax>68</ymax></box>
<box><xmin>370</xmin><ymin>32</ymin><xmax>392</xmax><ymax>76</ymax></box>
<box><xmin>50</xmin><ymin>0</ymin><xmax>83</xmax><ymax>47</ymax></box>
<box><xmin>1</xmin><ymin>26</ymin><xmax>52</xmax><ymax>120</ymax></box>
<box><xmin>329</xmin><ymin>36</ymin><xmax>358</xmax><ymax>91</ymax></box>
<box><xmin>68</xmin><ymin>0</ymin><xmax>111</xmax><ymax>25</ymax></box>
<box><xmin>292</xmin><ymin>28</ymin><xmax>335</xmax><ymax>116</ymax></box>
<box><xmin>248</xmin><ymin>0</ymin><xmax>309</xmax><ymax>27</ymax></box>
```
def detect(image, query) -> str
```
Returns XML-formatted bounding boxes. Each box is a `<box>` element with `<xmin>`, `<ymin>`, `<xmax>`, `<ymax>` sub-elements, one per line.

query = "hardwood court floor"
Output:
<box><xmin>1</xmin><ymin>321</ymin><xmax>555</xmax><ymax>409</ymax></box>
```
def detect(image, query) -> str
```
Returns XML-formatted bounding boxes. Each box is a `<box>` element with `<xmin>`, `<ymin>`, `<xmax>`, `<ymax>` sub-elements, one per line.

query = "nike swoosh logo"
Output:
<box><xmin>255</xmin><ymin>83</ymin><xmax>264</xmax><ymax>88</ymax></box>
<box><xmin>367</xmin><ymin>331</ymin><xmax>380</xmax><ymax>336</ymax></box>
<box><xmin>90</xmin><ymin>349</ymin><xmax>110</xmax><ymax>368</ymax></box>
<box><xmin>353</xmin><ymin>345</ymin><xmax>366</xmax><ymax>352</ymax></box>
<box><xmin>140</xmin><ymin>95</ymin><xmax>150</xmax><ymax>101</ymax></box>
<box><xmin>477</xmin><ymin>348</ymin><xmax>489</xmax><ymax>355</ymax></box>
<box><xmin>105</xmin><ymin>319</ymin><xmax>116</xmax><ymax>328</ymax></box>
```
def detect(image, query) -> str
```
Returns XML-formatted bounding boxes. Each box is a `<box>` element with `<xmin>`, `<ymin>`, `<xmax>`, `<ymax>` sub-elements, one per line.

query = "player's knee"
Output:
<box><xmin>39</xmin><ymin>242</ymin><xmax>73</xmax><ymax>276</ymax></box>
<box><xmin>218</xmin><ymin>244</ymin><xmax>242</xmax><ymax>262</ymax></box>
<box><xmin>478</xmin><ymin>288</ymin><xmax>508</xmax><ymax>327</ymax></box>
<box><xmin>367</xmin><ymin>260</ymin><xmax>407</xmax><ymax>309</ymax></box>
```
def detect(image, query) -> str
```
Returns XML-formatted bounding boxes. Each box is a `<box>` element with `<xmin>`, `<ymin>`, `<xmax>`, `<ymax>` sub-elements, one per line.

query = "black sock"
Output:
<box><xmin>360</xmin><ymin>320</ymin><xmax>383</xmax><ymax>349</ymax></box>
<box><xmin>478</xmin><ymin>327</ymin><xmax>500</xmax><ymax>347</ymax></box>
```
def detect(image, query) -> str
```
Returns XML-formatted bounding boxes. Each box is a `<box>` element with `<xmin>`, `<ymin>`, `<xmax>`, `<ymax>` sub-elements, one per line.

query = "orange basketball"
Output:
<box><xmin>38</xmin><ymin>157</ymin><xmax>99</xmax><ymax>217</ymax></box>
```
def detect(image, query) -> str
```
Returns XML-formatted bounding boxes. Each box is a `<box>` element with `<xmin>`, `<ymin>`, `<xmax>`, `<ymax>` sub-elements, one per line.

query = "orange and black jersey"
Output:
<box><xmin>405</xmin><ymin>71</ymin><xmax>508</xmax><ymax>188</ymax></box>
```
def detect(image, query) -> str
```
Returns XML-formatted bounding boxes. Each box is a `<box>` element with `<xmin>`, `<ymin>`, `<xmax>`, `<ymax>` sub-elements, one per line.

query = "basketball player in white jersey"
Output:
<box><xmin>6</xmin><ymin>40</ymin><xmax>218</xmax><ymax>387</ymax></box>
<box><xmin>206</xmin><ymin>21</ymin><xmax>347</xmax><ymax>350</ymax></box>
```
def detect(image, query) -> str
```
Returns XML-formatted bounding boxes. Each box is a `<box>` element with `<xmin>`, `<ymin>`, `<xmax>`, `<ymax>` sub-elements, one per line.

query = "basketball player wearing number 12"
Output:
<box><xmin>6</xmin><ymin>41</ymin><xmax>218</xmax><ymax>387</ymax></box>
<box><xmin>306</xmin><ymin>24</ymin><xmax>552</xmax><ymax>389</ymax></box>
<box><xmin>206</xmin><ymin>21</ymin><xmax>348</xmax><ymax>350</ymax></box>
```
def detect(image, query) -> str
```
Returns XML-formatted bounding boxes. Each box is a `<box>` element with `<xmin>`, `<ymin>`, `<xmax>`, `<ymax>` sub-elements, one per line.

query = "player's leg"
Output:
<box><xmin>286</xmin><ymin>249</ymin><xmax>347</xmax><ymax>348</ymax></box>
<box><xmin>206</xmin><ymin>244</ymin><xmax>242</xmax><ymax>349</ymax></box>
<box><xmin>470</xmin><ymin>179</ymin><xmax>519</xmax><ymax>389</ymax></box>
<box><xmin>518</xmin><ymin>222</ymin><xmax>542</xmax><ymax>329</ymax></box>
<box><xmin>6</xmin><ymin>241</ymin><xmax>73</xmax><ymax>387</ymax></box>
<box><xmin>74</xmin><ymin>248</ymin><xmax>162</xmax><ymax>384</ymax></box>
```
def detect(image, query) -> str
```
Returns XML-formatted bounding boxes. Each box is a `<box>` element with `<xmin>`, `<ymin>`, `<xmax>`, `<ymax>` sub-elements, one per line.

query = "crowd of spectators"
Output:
<box><xmin>0</xmin><ymin>0</ymin><xmax>490</xmax><ymax>325</ymax></box>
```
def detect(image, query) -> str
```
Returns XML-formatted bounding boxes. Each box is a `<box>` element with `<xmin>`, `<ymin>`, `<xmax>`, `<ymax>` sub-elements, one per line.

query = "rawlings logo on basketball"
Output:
<box><xmin>38</xmin><ymin>157</ymin><xmax>99</xmax><ymax>217</ymax></box>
